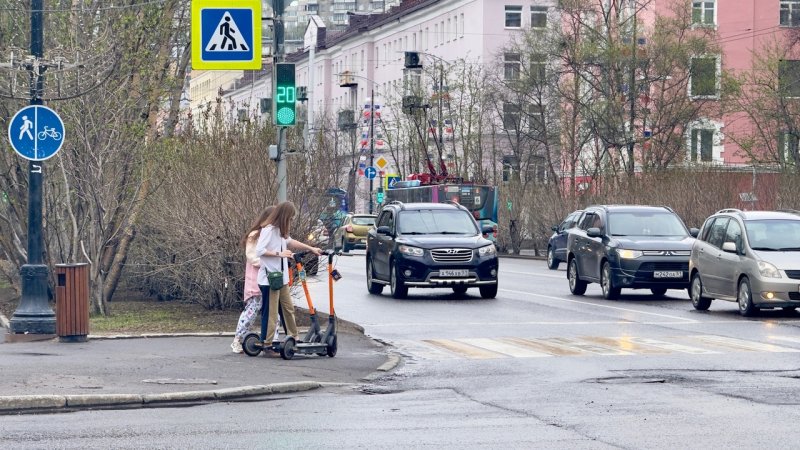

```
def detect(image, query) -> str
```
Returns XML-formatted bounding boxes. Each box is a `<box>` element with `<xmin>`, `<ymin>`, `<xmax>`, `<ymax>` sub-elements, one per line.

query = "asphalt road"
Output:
<box><xmin>3</xmin><ymin>253</ymin><xmax>799</xmax><ymax>448</ymax></box>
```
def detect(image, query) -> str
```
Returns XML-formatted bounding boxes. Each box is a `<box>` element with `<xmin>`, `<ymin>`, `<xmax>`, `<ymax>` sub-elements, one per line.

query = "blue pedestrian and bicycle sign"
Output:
<box><xmin>7</xmin><ymin>105</ymin><xmax>65</xmax><ymax>161</ymax></box>
<box><xmin>364</xmin><ymin>166</ymin><xmax>377</xmax><ymax>180</ymax></box>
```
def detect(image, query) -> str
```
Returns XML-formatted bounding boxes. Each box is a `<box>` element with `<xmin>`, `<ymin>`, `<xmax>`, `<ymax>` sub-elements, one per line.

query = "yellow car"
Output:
<box><xmin>333</xmin><ymin>214</ymin><xmax>376</xmax><ymax>252</ymax></box>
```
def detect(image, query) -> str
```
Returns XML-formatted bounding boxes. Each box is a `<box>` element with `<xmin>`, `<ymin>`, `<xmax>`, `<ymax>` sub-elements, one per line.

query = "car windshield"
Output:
<box><xmin>607</xmin><ymin>212</ymin><xmax>688</xmax><ymax>237</ymax></box>
<box><xmin>745</xmin><ymin>219</ymin><xmax>800</xmax><ymax>251</ymax></box>
<box><xmin>397</xmin><ymin>210</ymin><xmax>478</xmax><ymax>235</ymax></box>
<box><xmin>352</xmin><ymin>216</ymin><xmax>375</xmax><ymax>226</ymax></box>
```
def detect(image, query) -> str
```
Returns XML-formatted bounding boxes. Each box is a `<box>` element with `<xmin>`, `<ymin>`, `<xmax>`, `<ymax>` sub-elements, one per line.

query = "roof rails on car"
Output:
<box><xmin>716</xmin><ymin>208</ymin><xmax>745</xmax><ymax>218</ymax></box>
<box><xmin>385</xmin><ymin>200</ymin><xmax>405</xmax><ymax>210</ymax></box>
<box><xmin>777</xmin><ymin>208</ymin><xmax>800</xmax><ymax>216</ymax></box>
<box><xmin>444</xmin><ymin>200</ymin><xmax>469</xmax><ymax>211</ymax></box>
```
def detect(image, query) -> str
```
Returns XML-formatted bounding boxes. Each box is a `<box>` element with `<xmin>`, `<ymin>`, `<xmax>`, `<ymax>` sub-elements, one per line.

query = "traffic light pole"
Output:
<box><xmin>273</xmin><ymin>0</ymin><xmax>286</xmax><ymax>202</ymax></box>
<box><xmin>10</xmin><ymin>0</ymin><xmax>56</xmax><ymax>336</ymax></box>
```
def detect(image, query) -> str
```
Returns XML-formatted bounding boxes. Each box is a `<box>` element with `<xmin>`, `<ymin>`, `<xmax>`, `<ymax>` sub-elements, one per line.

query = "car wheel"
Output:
<box><xmin>600</xmin><ymin>261</ymin><xmax>620</xmax><ymax>300</ymax></box>
<box><xmin>568</xmin><ymin>258</ymin><xmax>587</xmax><ymax>296</ymax></box>
<box><xmin>650</xmin><ymin>288</ymin><xmax>667</xmax><ymax>298</ymax></box>
<box><xmin>452</xmin><ymin>285</ymin><xmax>468</xmax><ymax>295</ymax></box>
<box><xmin>479</xmin><ymin>284</ymin><xmax>498</xmax><ymax>299</ymax></box>
<box><xmin>342</xmin><ymin>239</ymin><xmax>351</xmax><ymax>253</ymax></box>
<box><xmin>546</xmin><ymin>247</ymin><xmax>560</xmax><ymax>270</ymax></box>
<box><xmin>390</xmin><ymin>261</ymin><xmax>408</xmax><ymax>299</ymax></box>
<box><xmin>737</xmin><ymin>277</ymin><xmax>758</xmax><ymax>317</ymax></box>
<box><xmin>366</xmin><ymin>256</ymin><xmax>384</xmax><ymax>295</ymax></box>
<box><xmin>690</xmin><ymin>273</ymin><xmax>712</xmax><ymax>311</ymax></box>
<box><xmin>782</xmin><ymin>307</ymin><xmax>797</xmax><ymax>313</ymax></box>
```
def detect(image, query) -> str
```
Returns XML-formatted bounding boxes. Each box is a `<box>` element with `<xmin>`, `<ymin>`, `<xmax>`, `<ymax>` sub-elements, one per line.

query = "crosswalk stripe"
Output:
<box><xmin>457</xmin><ymin>338</ymin><xmax>551</xmax><ymax>358</ymax></box>
<box><xmin>541</xmin><ymin>337</ymin><xmax>634</xmax><ymax>355</ymax></box>
<box><xmin>582</xmin><ymin>337</ymin><xmax>671</xmax><ymax>355</ymax></box>
<box><xmin>499</xmin><ymin>337</ymin><xmax>586</xmax><ymax>356</ymax></box>
<box><xmin>394</xmin><ymin>340</ymin><xmax>461</xmax><ymax>360</ymax></box>
<box><xmin>423</xmin><ymin>339</ymin><xmax>504</xmax><ymax>359</ymax></box>
<box><xmin>691</xmin><ymin>335</ymin><xmax>800</xmax><ymax>353</ymax></box>
<box><xmin>626</xmin><ymin>337</ymin><xmax>720</xmax><ymax>354</ymax></box>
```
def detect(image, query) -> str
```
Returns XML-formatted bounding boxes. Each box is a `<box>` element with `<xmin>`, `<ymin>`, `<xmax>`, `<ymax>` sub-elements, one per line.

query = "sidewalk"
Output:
<box><xmin>0</xmin><ymin>319</ymin><xmax>396</xmax><ymax>414</ymax></box>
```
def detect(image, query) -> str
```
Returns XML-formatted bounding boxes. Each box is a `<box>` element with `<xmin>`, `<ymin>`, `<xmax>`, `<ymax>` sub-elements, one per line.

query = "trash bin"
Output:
<box><xmin>55</xmin><ymin>263</ymin><xmax>90</xmax><ymax>343</ymax></box>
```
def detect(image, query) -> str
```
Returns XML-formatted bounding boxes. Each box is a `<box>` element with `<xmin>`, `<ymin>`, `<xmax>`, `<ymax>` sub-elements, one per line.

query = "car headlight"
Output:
<box><xmin>617</xmin><ymin>249</ymin><xmax>643</xmax><ymax>259</ymax></box>
<box><xmin>398</xmin><ymin>245</ymin><xmax>424</xmax><ymax>257</ymax></box>
<box><xmin>757</xmin><ymin>261</ymin><xmax>781</xmax><ymax>278</ymax></box>
<box><xmin>478</xmin><ymin>245</ymin><xmax>496</xmax><ymax>256</ymax></box>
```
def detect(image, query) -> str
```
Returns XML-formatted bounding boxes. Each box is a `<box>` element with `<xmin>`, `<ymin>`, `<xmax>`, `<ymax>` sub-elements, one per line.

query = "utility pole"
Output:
<box><xmin>368</xmin><ymin>88</ymin><xmax>375</xmax><ymax>214</ymax></box>
<box><xmin>10</xmin><ymin>0</ymin><xmax>56</xmax><ymax>336</ymax></box>
<box><xmin>627</xmin><ymin>3</ymin><xmax>637</xmax><ymax>175</ymax></box>
<box><xmin>273</xmin><ymin>0</ymin><xmax>287</xmax><ymax>202</ymax></box>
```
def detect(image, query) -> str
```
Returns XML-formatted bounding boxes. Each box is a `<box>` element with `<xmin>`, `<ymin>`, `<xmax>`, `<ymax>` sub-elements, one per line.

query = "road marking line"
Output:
<box><xmin>423</xmin><ymin>339</ymin><xmax>505</xmax><ymax>359</ymax></box>
<box><xmin>457</xmin><ymin>338</ymin><xmax>551</xmax><ymax>358</ymax></box>
<box><xmin>502</xmin><ymin>270</ymin><xmax>565</xmax><ymax>279</ymax></box>
<box><xmin>690</xmin><ymin>335</ymin><xmax>800</xmax><ymax>353</ymax></box>
<box><xmin>768</xmin><ymin>336</ymin><xmax>800</xmax><ymax>345</ymax></box>
<box><xmin>500</xmin><ymin>288</ymin><xmax>698</xmax><ymax>323</ymax></box>
<box><xmin>393</xmin><ymin>340</ymin><xmax>461</xmax><ymax>360</ymax></box>
<box><xmin>626</xmin><ymin>337</ymin><xmax>720</xmax><ymax>354</ymax></box>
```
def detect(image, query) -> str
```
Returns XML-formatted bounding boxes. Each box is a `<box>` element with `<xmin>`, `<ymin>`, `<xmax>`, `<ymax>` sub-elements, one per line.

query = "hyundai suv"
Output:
<box><xmin>365</xmin><ymin>201</ymin><xmax>499</xmax><ymax>299</ymax></box>
<box><xmin>689</xmin><ymin>209</ymin><xmax>800</xmax><ymax>316</ymax></box>
<box><xmin>566</xmin><ymin>205</ymin><xmax>699</xmax><ymax>299</ymax></box>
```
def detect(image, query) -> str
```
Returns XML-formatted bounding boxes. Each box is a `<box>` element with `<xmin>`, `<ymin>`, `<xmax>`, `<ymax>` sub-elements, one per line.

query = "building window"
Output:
<box><xmin>447</xmin><ymin>18</ymin><xmax>451</xmax><ymax>41</ymax></box>
<box><xmin>689</xmin><ymin>128</ymin><xmax>714</xmax><ymax>162</ymax></box>
<box><xmin>505</xmin><ymin>5</ymin><xmax>522</xmax><ymax>28</ymax></box>
<box><xmin>434</xmin><ymin>24</ymin><xmax>438</xmax><ymax>46</ymax></box>
<box><xmin>689</xmin><ymin>56</ymin><xmax>719</xmax><ymax>97</ymax></box>
<box><xmin>528</xmin><ymin>104</ymin><xmax>545</xmax><ymax>135</ymax></box>
<box><xmin>778</xmin><ymin>132</ymin><xmax>800</xmax><ymax>165</ymax></box>
<box><xmin>504</xmin><ymin>53</ymin><xmax>521</xmax><ymax>81</ymax></box>
<box><xmin>453</xmin><ymin>16</ymin><xmax>458</xmax><ymax>40</ymax></box>
<box><xmin>530</xmin><ymin>54</ymin><xmax>546</xmax><ymax>83</ymax></box>
<box><xmin>781</xmin><ymin>0</ymin><xmax>800</xmax><ymax>26</ymax></box>
<box><xmin>460</xmin><ymin>13</ymin><xmax>464</xmax><ymax>37</ymax></box>
<box><xmin>531</xmin><ymin>6</ymin><xmax>547</xmax><ymax>28</ymax></box>
<box><xmin>779</xmin><ymin>60</ymin><xmax>800</xmax><ymax>97</ymax></box>
<box><xmin>692</xmin><ymin>1</ymin><xmax>715</xmax><ymax>26</ymax></box>
<box><xmin>503</xmin><ymin>103</ymin><xmax>521</xmax><ymax>130</ymax></box>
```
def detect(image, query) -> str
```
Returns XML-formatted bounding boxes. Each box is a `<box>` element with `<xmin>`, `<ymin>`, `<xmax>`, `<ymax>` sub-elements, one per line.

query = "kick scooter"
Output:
<box><xmin>279</xmin><ymin>250</ymin><xmax>340</xmax><ymax>360</ymax></box>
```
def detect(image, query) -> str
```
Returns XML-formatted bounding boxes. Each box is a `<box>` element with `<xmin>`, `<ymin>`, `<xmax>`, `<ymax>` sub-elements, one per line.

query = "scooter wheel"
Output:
<box><xmin>280</xmin><ymin>336</ymin><xmax>296</xmax><ymax>360</ymax></box>
<box><xmin>326</xmin><ymin>335</ymin><xmax>338</xmax><ymax>358</ymax></box>
<box><xmin>242</xmin><ymin>333</ymin><xmax>262</xmax><ymax>357</ymax></box>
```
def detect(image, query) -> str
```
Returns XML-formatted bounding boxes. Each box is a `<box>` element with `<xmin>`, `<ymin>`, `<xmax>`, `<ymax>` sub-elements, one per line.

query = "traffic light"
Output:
<box><xmin>376</xmin><ymin>187</ymin><xmax>385</xmax><ymax>204</ymax></box>
<box><xmin>404</xmin><ymin>51</ymin><xmax>421</xmax><ymax>69</ymax></box>
<box><xmin>273</xmin><ymin>63</ymin><xmax>296</xmax><ymax>126</ymax></box>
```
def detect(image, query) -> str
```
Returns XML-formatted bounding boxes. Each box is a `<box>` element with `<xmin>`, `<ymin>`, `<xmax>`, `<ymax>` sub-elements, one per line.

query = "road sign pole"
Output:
<box><xmin>273</xmin><ymin>0</ymin><xmax>287</xmax><ymax>203</ymax></box>
<box><xmin>11</xmin><ymin>0</ymin><xmax>56</xmax><ymax>336</ymax></box>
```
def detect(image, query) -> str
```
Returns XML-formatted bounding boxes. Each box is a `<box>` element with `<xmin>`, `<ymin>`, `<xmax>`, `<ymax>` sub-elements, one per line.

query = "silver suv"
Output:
<box><xmin>689</xmin><ymin>209</ymin><xmax>800</xmax><ymax>316</ymax></box>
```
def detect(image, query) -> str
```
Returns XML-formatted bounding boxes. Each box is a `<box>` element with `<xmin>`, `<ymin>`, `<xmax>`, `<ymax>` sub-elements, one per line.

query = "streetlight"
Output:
<box><xmin>336</xmin><ymin>71</ymin><xmax>381</xmax><ymax>214</ymax></box>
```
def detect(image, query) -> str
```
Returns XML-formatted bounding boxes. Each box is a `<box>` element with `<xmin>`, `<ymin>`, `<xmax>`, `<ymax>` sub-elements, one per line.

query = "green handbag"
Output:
<box><xmin>267</xmin><ymin>270</ymin><xmax>284</xmax><ymax>291</ymax></box>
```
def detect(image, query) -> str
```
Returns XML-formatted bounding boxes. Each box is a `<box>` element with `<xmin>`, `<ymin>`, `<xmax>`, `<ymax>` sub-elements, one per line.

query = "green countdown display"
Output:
<box><xmin>274</xmin><ymin>63</ymin><xmax>296</xmax><ymax>126</ymax></box>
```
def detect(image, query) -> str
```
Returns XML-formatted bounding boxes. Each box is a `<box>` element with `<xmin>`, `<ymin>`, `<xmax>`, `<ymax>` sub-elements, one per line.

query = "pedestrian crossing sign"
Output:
<box><xmin>191</xmin><ymin>0</ymin><xmax>261</xmax><ymax>70</ymax></box>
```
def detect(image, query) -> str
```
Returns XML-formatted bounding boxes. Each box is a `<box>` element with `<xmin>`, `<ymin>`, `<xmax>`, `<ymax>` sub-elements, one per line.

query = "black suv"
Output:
<box><xmin>566</xmin><ymin>205</ymin><xmax>699</xmax><ymax>299</ymax></box>
<box><xmin>365</xmin><ymin>201</ymin><xmax>499</xmax><ymax>299</ymax></box>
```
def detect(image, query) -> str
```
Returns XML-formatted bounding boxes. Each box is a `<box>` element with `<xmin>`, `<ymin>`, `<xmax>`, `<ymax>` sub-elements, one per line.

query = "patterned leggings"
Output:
<box><xmin>235</xmin><ymin>296</ymin><xmax>278</xmax><ymax>339</ymax></box>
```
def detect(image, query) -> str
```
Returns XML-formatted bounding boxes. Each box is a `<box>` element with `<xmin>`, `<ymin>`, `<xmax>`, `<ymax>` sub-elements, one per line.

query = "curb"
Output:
<box><xmin>0</xmin><ymin>381</ymin><xmax>322</xmax><ymax>415</ymax></box>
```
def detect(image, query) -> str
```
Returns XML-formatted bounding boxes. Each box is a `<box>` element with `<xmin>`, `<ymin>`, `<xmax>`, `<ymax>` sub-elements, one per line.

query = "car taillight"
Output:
<box><xmin>346</xmin><ymin>225</ymin><xmax>353</xmax><ymax>232</ymax></box>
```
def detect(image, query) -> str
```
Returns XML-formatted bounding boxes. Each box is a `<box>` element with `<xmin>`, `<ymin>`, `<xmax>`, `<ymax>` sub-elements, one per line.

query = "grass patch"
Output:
<box><xmin>90</xmin><ymin>300</ymin><xmax>240</xmax><ymax>335</ymax></box>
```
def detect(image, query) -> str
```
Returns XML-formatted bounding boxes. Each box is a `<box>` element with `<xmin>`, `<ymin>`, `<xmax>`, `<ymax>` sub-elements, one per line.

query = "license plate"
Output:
<box><xmin>653</xmin><ymin>271</ymin><xmax>682</xmax><ymax>278</ymax></box>
<box><xmin>440</xmin><ymin>269</ymin><xmax>468</xmax><ymax>277</ymax></box>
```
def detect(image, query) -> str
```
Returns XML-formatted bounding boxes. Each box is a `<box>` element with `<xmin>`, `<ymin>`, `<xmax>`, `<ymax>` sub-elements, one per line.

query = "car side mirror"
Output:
<box><xmin>376</xmin><ymin>226</ymin><xmax>392</xmax><ymax>236</ymax></box>
<box><xmin>482</xmin><ymin>226</ymin><xmax>494</xmax><ymax>235</ymax></box>
<box><xmin>721</xmin><ymin>241</ymin><xmax>737</xmax><ymax>253</ymax></box>
<box><xmin>586</xmin><ymin>227</ymin><xmax>603</xmax><ymax>238</ymax></box>
<box><xmin>551</xmin><ymin>225</ymin><xmax>558</xmax><ymax>232</ymax></box>
<box><xmin>689</xmin><ymin>228</ymin><xmax>700</xmax><ymax>238</ymax></box>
